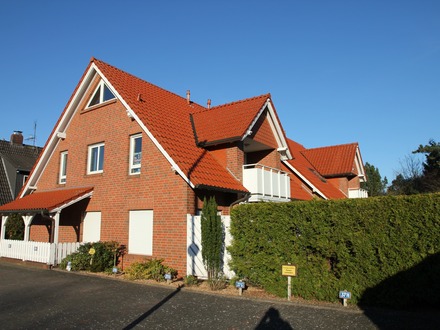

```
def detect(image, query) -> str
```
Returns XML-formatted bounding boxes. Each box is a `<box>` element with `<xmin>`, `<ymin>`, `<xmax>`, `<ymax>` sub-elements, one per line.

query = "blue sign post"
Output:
<box><xmin>235</xmin><ymin>280</ymin><xmax>246</xmax><ymax>295</ymax></box>
<box><xmin>339</xmin><ymin>290</ymin><xmax>351</xmax><ymax>306</ymax></box>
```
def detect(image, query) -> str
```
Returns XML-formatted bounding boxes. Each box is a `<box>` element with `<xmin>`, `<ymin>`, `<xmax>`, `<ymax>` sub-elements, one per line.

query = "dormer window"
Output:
<box><xmin>87</xmin><ymin>81</ymin><xmax>115</xmax><ymax>108</ymax></box>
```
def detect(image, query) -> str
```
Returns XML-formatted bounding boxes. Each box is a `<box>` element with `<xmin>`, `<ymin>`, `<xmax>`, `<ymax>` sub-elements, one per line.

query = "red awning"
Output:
<box><xmin>0</xmin><ymin>187</ymin><xmax>94</xmax><ymax>214</ymax></box>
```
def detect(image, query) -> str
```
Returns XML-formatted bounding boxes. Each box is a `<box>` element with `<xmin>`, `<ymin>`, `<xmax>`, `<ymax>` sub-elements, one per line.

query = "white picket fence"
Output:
<box><xmin>186</xmin><ymin>215</ymin><xmax>234</xmax><ymax>279</ymax></box>
<box><xmin>0</xmin><ymin>239</ymin><xmax>81</xmax><ymax>265</ymax></box>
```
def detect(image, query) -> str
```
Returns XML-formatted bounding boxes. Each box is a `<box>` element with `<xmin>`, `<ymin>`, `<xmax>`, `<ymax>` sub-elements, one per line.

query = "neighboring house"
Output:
<box><xmin>283</xmin><ymin>139</ymin><xmax>367</xmax><ymax>200</ymax></box>
<box><xmin>0</xmin><ymin>131</ymin><xmax>42</xmax><ymax>206</ymax></box>
<box><xmin>0</xmin><ymin>58</ymin><xmax>366</xmax><ymax>274</ymax></box>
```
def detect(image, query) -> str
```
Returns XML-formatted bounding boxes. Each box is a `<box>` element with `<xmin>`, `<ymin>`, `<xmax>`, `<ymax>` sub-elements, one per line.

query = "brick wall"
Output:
<box><xmin>31</xmin><ymin>79</ymin><xmax>195</xmax><ymax>275</ymax></box>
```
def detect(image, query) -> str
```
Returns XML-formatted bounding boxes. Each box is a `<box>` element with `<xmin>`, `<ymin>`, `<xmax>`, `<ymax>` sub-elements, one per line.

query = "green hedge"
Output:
<box><xmin>228</xmin><ymin>193</ymin><xmax>440</xmax><ymax>308</ymax></box>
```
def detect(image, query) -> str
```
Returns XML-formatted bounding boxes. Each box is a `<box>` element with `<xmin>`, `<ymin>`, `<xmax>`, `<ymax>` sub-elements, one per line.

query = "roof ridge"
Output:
<box><xmin>92</xmin><ymin>57</ymin><xmax>206</xmax><ymax>109</ymax></box>
<box><xmin>304</xmin><ymin>142</ymin><xmax>358</xmax><ymax>152</ymax></box>
<box><xmin>209</xmin><ymin>93</ymin><xmax>271</xmax><ymax>111</ymax></box>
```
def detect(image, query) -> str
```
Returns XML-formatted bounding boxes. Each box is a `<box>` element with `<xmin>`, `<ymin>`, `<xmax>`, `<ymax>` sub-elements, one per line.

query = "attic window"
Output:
<box><xmin>87</xmin><ymin>81</ymin><xmax>115</xmax><ymax>108</ymax></box>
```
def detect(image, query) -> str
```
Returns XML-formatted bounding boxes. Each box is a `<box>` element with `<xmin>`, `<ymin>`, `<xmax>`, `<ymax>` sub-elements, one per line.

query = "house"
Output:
<box><xmin>0</xmin><ymin>131</ymin><xmax>42</xmax><ymax>206</ymax></box>
<box><xmin>0</xmin><ymin>58</ymin><xmax>366</xmax><ymax>275</ymax></box>
<box><xmin>283</xmin><ymin>139</ymin><xmax>367</xmax><ymax>200</ymax></box>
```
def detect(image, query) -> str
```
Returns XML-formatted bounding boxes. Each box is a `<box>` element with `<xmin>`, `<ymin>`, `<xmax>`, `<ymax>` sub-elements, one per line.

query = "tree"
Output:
<box><xmin>4</xmin><ymin>214</ymin><xmax>24</xmax><ymax>240</ymax></box>
<box><xmin>387</xmin><ymin>154</ymin><xmax>423</xmax><ymax>195</ymax></box>
<box><xmin>388</xmin><ymin>140</ymin><xmax>440</xmax><ymax>195</ymax></box>
<box><xmin>387</xmin><ymin>173</ymin><xmax>423</xmax><ymax>196</ymax></box>
<box><xmin>413</xmin><ymin>139</ymin><xmax>440</xmax><ymax>192</ymax></box>
<box><xmin>201</xmin><ymin>196</ymin><xmax>224</xmax><ymax>289</ymax></box>
<box><xmin>361</xmin><ymin>162</ymin><xmax>388</xmax><ymax>196</ymax></box>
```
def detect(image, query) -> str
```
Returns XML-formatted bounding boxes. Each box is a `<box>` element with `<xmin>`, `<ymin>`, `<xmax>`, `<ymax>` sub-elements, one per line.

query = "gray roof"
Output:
<box><xmin>0</xmin><ymin>140</ymin><xmax>42</xmax><ymax>205</ymax></box>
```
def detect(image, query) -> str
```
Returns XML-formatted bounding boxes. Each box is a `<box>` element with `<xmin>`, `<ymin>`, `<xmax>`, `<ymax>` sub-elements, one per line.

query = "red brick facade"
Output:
<box><xmin>30</xmin><ymin>79</ymin><xmax>198</xmax><ymax>274</ymax></box>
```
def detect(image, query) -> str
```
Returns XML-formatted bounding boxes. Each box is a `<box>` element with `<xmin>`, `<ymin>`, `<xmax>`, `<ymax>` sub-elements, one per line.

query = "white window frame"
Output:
<box><xmin>59</xmin><ymin>151</ymin><xmax>68</xmax><ymax>184</ymax></box>
<box><xmin>87</xmin><ymin>81</ymin><xmax>115</xmax><ymax>108</ymax></box>
<box><xmin>129</xmin><ymin>210</ymin><xmax>153</xmax><ymax>255</ymax></box>
<box><xmin>87</xmin><ymin>143</ymin><xmax>105</xmax><ymax>174</ymax></box>
<box><xmin>129</xmin><ymin>134</ymin><xmax>142</xmax><ymax>175</ymax></box>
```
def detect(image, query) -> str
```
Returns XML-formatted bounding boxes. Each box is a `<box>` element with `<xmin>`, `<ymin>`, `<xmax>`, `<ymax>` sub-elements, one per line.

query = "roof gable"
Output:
<box><xmin>191</xmin><ymin>94</ymin><xmax>270</xmax><ymax>146</ymax></box>
<box><xmin>301</xmin><ymin>143</ymin><xmax>359</xmax><ymax>177</ymax></box>
<box><xmin>191</xmin><ymin>94</ymin><xmax>291</xmax><ymax>160</ymax></box>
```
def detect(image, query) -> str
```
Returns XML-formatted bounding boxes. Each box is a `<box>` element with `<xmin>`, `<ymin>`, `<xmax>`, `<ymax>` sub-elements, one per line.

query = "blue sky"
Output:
<box><xmin>0</xmin><ymin>1</ymin><xmax>438</xmax><ymax>182</ymax></box>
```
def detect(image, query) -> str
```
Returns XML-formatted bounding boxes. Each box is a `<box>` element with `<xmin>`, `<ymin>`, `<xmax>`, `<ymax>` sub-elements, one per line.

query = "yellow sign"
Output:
<box><xmin>282</xmin><ymin>264</ymin><xmax>297</xmax><ymax>277</ymax></box>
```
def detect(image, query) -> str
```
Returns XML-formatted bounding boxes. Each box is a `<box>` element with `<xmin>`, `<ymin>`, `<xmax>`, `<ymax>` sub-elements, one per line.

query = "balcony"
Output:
<box><xmin>348</xmin><ymin>188</ymin><xmax>369</xmax><ymax>198</ymax></box>
<box><xmin>243</xmin><ymin>164</ymin><xmax>291</xmax><ymax>202</ymax></box>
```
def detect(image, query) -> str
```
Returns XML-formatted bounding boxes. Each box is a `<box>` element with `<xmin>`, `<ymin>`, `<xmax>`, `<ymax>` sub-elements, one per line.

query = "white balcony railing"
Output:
<box><xmin>243</xmin><ymin>164</ymin><xmax>290</xmax><ymax>202</ymax></box>
<box><xmin>348</xmin><ymin>188</ymin><xmax>369</xmax><ymax>198</ymax></box>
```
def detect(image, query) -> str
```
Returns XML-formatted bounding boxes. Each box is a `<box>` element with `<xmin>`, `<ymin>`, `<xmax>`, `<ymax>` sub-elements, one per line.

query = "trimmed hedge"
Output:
<box><xmin>228</xmin><ymin>193</ymin><xmax>440</xmax><ymax>308</ymax></box>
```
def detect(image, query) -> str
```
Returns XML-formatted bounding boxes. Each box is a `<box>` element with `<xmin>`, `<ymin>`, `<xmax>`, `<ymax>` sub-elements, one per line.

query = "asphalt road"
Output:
<box><xmin>0</xmin><ymin>261</ymin><xmax>438</xmax><ymax>329</ymax></box>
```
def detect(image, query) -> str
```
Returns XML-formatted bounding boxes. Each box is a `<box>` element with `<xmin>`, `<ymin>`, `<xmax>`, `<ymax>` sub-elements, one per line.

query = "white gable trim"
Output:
<box><xmin>354</xmin><ymin>146</ymin><xmax>366</xmax><ymax>182</ymax></box>
<box><xmin>244</xmin><ymin>99</ymin><xmax>292</xmax><ymax>160</ymax></box>
<box><xmin>282</xmin><ymin>160</ymin><xmax>328</xmax><ymax>200</ymax></box>
<box><xmin>21</xmin><ymin>65</ymin><xmax>98</xmax><ymax>197</ymax></box>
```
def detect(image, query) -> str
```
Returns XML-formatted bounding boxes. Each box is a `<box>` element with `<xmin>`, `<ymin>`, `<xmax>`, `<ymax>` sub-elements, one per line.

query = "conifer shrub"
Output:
<box><xmin>201</xmin><ymin>196</ymin><xmax>225</xmax><ymax>290</ymax></box>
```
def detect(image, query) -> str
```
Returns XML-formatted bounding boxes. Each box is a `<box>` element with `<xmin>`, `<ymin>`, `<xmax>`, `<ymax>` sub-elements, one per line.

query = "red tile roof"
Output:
<box><xmin>93</xmin><ymin>58</ymin><xmax>248</xmax><ymax>193</ymax></box>
<box><xmin>301</xmin><ymin>143</ymin><xmax>358</xmax><ymax>177</ymax></box>
<box><xmin>0</xmin><ymin>187</ymin><xmax>94</xmax><ymax>213</ymax></box>
<box><xmin>284</xmin><ymin>139</ymin><xmax>346</xmax><ymax>200</ymax></box>
<box><xmin>191</xmin><ymin>94</ymin><xmax>270</xmax><ymax>146</ymax></box>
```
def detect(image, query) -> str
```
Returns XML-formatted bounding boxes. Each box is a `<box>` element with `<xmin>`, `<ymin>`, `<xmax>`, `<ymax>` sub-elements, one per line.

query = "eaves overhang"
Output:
<box><xmin>195</xmin><ymin>184</ymin><xmax>248</xmax><ymax>195</ymax></box>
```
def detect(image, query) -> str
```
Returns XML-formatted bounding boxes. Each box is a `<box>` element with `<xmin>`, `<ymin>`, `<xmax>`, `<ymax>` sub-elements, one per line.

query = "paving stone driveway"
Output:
<box><xmin>0</xmin><ymin>261</ymin><xmax>438</xmax><ymax>329</ymax></box>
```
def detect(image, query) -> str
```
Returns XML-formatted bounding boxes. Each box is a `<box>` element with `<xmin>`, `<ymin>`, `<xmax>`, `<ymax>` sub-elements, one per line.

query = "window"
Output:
<box><xmin>88</xmin><ymin>143</ymin><xmax>105</xmax><ymax>174</ymax></box>
<box><xmin>129</xmin><ymin>134</ymin><xmax>142</xmax><ymax>174</ymax></box>
<box><xmin>129</xmin><ymin>210</ymin><xmax>153</xmax><ymax>255</ymax></box>
<box><xmin>59</xmin><ymin>151</ymin><xmax>68</xmax><ymax>183</ymax></box>
<box><xmin>87</xmin><ymin>81</ymin><xmax>115</xmax><ymax>108</ymax></box>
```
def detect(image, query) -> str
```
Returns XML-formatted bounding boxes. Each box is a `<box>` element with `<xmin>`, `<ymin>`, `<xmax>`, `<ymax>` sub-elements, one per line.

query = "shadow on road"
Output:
<box><xmin>123</xmin><ymin>286</ymin><xmax>182</xmax><ymax>329</ymax></box>
<box><xmin>255</xmin><ymin>307</ymin><xmax>293</xmax><ymax>330</ymax></box>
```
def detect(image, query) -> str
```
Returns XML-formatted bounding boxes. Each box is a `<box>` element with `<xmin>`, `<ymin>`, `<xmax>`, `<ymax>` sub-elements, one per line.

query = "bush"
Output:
<box><xmin>124</xmin><ymin>258</ymin><xmax>177</xmax><ymax>282</ymax></box>
<box><xmin>60</xmin><ymin>241</ymin><xmax>122</xmax><ymax>273</ymax></box>
<box><xmin>207</xmin><ymin>273</ymin><xmax>227</xmax><ymax>291</ymax></box>
<box><xmin>228</xmin><ymin>193</ymin><xmax>440</xmax><ymax>308</ymax></box>
<box><xmin>183</xmin><ymin>275</ymin><xmax>198</xmax><ymax>286</ymax></box>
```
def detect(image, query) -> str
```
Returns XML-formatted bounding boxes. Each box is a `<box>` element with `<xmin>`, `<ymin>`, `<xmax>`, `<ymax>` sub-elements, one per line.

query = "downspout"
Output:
<box><xmin>230</xmin><ymin>192</ymin><xmax>251</xmax><ymax>209</ymax></box>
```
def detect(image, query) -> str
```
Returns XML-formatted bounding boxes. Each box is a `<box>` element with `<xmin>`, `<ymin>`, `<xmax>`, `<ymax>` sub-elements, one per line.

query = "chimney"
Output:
<box><xmin>10</xmin><ymin>131</ymin><xmax>23</xmax><ymax>145</ymax></box>
<box><xmin>207</xmin><ymin>99</ymin><xmax>211</xmax><ymax>109</ymax></box>
<box><xmin>186</xmin><ymin>90</ymin><xmax>191</xmax><ymax>104</ymax></box>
